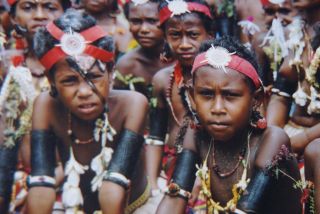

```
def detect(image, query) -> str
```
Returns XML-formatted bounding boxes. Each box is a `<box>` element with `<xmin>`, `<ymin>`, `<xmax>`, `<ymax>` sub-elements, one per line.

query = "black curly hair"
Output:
<box><xmin>123</xmin><ymin>0</ymin><xmax>160</xmax><ymax>19</ymax></box>
<box><xmin>194</xmin><ymin>36</ymin><xmax>262</xmax><ymax>93</ymax></box>
<box><xmin>159</xmin><ymin>0</ymin><xmax>215</xmax><ymax>34</ymax></box>
<box><xmin>33</xmin><ymin>9</ymin><xmax>115</xmax><ymax>78</ymax></box>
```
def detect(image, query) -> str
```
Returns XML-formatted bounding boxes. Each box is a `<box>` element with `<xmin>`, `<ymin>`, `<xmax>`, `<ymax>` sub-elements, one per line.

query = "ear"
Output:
<box><xmin>252</xmin><ymin>87</ymin><xmax>265</xmax><ymax>109</ymax></box>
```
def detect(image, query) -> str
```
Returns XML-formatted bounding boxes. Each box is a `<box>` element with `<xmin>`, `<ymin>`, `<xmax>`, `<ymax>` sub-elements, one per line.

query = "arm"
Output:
<box><xmin>145</xmin><ymin>73</ymin><xmax>169</xmax><ymax>190</ymax></box>
<box><xmin>26</xmin><ymin>94</ymin><xmax>56</xmax><ymax>214</ymax></box>
<box><xmin>99</xmin><ymin>92</ymin><xmax>148</xmax><ymax>214</ymax></box>
<box><xmin>237</xmin><ymin>126</ymin><xmax>301</xmax><ymax>213</ymax></box>
<box><xmin>157</xmin><ymin>149</ymin><xmax>199</xmax><ymax>214</ymax></box>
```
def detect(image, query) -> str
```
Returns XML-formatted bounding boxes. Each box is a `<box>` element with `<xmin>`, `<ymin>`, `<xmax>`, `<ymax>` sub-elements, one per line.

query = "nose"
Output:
<box><xmin>210</xmin><ymin>96</ymin><xmax>225</xmax><ymax>115</ymax></box>
<box><xmin>140</xmin><ymin>22</ymin><xmax>150</xmax><ymax>34</ymax></box>
<box><xmin>77</xmin><ymin>81</ymin><xmax>94</xmax><ymax>99</ymax></box>
<box><xmin>179</xmin><ymin>36</ymin><xmax>192</xmax><ymax>50</ymax></box>
<box><xmin>34</xmin><ymin>6</ymin><xmax>47</xmax><ymax>20</ymax></box>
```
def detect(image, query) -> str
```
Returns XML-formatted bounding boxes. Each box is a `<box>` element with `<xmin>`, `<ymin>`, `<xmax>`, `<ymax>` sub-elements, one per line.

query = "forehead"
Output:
<box><xmin>194</xmin><ymin>66</ymin><xmax>250</xmax><ymax>89</ymax></box>
<box><xmin>129</xmin><ymin>2</ymin><xmax>159</xmax><ymax>18</ymax></box>
<box><xmin>165</xmin><ymin>13</ymin><xmax>206</xmax><ymax>30</ymax></box>
<box><xmin>17</xmin><ymin>0</ymin><xmax>62</xmax><ymax>4</ymax></box>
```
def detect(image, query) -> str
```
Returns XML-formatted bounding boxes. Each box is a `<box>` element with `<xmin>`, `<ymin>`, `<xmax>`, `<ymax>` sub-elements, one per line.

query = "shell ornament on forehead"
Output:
<box><xmin>269</xmin><ymin>0</ymin><xmax>285</xmax><ymax>5</ymax></box>
<box><xmin>201</xmin><ymin>46</ymin><xmax>235</xmax><ymax>73</ymax></box>
<box><xmin>131</xmin><ymin>0</ymin><xmax>149</xmax><ymax>6</ymax></box>
<box><xmin>167</xmin><ymin>0</ymin><xmax>190</xmax><ymax>16</ymax></box>
<box><xmin>57</xmin><ymin>28</ymin><xmax>88</xmax><ymax>57</ymax></box>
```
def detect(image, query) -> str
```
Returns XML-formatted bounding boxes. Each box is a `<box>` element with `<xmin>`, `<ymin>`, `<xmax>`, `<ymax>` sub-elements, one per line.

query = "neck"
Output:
<box><xmin>181</xmin><ymin>65</ymin><xmax>192</xmax><ymax>82</ymax></box>
<box><xmin>139</xmin><ymin>43</ymin><xmax>164</xmax><ymax>58</ymax></box>
<box><xmin>213</xmin><ymin>128</ymin><xmax>250</xmax><ymax>155</ymax></box>
<box><xmin>89</xmin><ymin>10</ymin><xmax>113</xmax><ymax>21</ymax></box>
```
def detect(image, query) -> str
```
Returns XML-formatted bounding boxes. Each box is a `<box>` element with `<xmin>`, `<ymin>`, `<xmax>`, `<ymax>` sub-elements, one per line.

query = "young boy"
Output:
<box><xmin>145</xmin><ymin>0</ymin><xmax>214</xmax><ymax>193</ymax></box>
<box><xmin>157</xmin><ymin>36</ymin><xmax>302</xmax><ymax>214</ymax></box>
<box><xmin>114</xmin><ymin>0</ymin><xmax>171</xmax><ymax>98</ymax></box>
<box><xmin>28</xmin><ymin>9</ymin><xmax>149</xmax><ymax>213</ymax></box>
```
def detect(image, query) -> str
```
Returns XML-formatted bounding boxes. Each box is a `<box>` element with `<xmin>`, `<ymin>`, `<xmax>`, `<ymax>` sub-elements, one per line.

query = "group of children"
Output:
<box><xmin>0</xmin><ymin>0</ymin><xmax>319</xmax><ymax>213</ymax></box>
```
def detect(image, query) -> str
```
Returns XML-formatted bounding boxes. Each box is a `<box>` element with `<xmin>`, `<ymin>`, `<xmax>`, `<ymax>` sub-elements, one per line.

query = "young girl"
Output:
<box><xmin>28</xmin><ymin>9</ymin><xmax>149</xmax><ymax>213</ymax></box>
<box><xmin>157</xmin><ymin>37</ymin><xmax>302</xmax><ymax>214</ymax></box>
<box><xmin>145</xmin><ymin>0</ymin><xmax>214</xmax><ymax>193</ymax></box>
<box><xmin>114</xmin><ymin>0</ymin><xmax>171</xmax><ymax>98</ymax></box>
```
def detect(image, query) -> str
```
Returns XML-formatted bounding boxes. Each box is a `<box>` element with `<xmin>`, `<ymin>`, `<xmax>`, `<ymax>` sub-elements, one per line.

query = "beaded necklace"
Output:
<box><xmin>62</xmin><ymin>109</ymin><xmax>117</xmax><ymax>213</ymax></box>
<box><xmin>165</xmin><ymin>62</ymin><xmax>193</xmax><ymax>126</ymax></box>
<box><xmin>196</xmin><ymin>132</ymin><xmax>251</xmax><ymax>213</ymax></box>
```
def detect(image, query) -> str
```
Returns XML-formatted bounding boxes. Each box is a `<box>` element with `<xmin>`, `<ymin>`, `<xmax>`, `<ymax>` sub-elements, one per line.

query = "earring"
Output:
<box><xmin>250</xmin><ymin>110</ymin><xmax>267</xmax><ymax>130</ymax></box>
<box><xmin>160</xmin><ymin>42</ymin><xmax>174</xmax><ymax>63</ymax></box>
<box><xmin>49</xmin><ymin>86</ymin><xmax>58</xmax><ymax>98</ymax></box>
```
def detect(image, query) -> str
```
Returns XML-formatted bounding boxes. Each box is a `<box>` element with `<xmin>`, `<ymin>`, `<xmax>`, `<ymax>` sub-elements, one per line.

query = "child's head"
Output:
<box><xmin>261</xmin><ymin>0</ymin><xmax>297</xmax><ymax>27</ymax></box>
<box><xmin>159</xmin><ymin>0</ymin><xmax>214</xmax><ymax>67</ymax></box>
<box><xmin>124</xmin><ymin>0</ymin><xmax>164</xmax><ymax>49</ymax></box>
<box><xmin>34</xmin><ymin>9</ymin><xmax>114</xmax><ymax>120</ymax></box>
<box><xmin>191</xmin><ymin>36</ymin><xmax>263</xmax><ymax>141</ymax></box>
<box><xmin>9</xmin><ymin>0</ymin><xmax>71</xmax><ymax>39</ymax></box>
<box><xmin>82</xmin><ymin>0</ymin><xmax>119</xmax><ymax>15</ymax></box>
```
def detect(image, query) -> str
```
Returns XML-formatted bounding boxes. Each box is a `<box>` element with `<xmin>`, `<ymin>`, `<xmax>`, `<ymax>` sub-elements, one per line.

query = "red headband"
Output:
<box><xmin>7</xmin><ymin>0</ymin><xmax>17</xmax><ymax>6</ymax></box>
<box><xmin>260</xmin><ymin>0</ymin><xmax>269</xmax><ymax>6</ymax></box>
<box><xmin>159</xmin><ymin>1</ymin><xmax>212</xmax><ymax>25</ymax></box>
<box><xmin>191</xmin><ymin>46</ymin><xmax>261</xmax><ymax>89</ymax></box>
<box><xmin>40</xmin><ymin>22</ymin><xmax>114</xmax><ymax>71</ymax></box>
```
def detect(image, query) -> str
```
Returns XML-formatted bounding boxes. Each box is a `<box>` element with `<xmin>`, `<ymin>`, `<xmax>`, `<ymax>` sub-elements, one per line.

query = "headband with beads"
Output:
<box><xmin>191</xmin><ymin>46</ymin><xmax>262</xmax><ymax>89</ymax></box>
<box><xmin>159</xmin><ymin>0</ymin><xmax>212</xmax><ymax>25</ymax></box>
<box><xmin>40</xmin><ymin>21</ymin><xmax>114</xmax><ymax>73</ymax></box>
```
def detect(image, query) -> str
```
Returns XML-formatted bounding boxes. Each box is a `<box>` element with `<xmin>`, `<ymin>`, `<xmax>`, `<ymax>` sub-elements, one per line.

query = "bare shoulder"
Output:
<box><xmin>152</xmin><ymin>65</ymin><xmax>174</xmax><ymax>90</ymax></box>
<box><xmin>33</xmin><ymin>92</ymin><xmax>59</xmax><ymax>129</ymax></box>
<box><xmin>260</xmin><ymin>126</ymin><xmax>290</xmax><ymax>149</ymax></box>
<box><xmin>108</xmin><ymin>89</ymin><xmax>148</xmax><ymax>110</ymax></box>
<box><xmin>115</xmin><ymin>49</ymin><xmax>139</xmax><ymax>75</ymax></box>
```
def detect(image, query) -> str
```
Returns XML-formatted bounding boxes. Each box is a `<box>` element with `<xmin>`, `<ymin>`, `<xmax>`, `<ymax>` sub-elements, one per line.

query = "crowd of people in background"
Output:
<box><xmin>0</xmin><ymin>0</ymin><xmax>320</xmax><ymax>213</ymax></box>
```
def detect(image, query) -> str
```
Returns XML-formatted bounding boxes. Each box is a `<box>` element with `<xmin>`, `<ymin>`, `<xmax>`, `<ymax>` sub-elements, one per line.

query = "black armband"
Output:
<box><xmin>167</xmin><ymin>149</ymin><xmax>199</xmax><ymax>197</ymax></box>
<box><xmin>0</xmin><ymin>145</ymin><xmax>19</xmax><ymax>211</ymax></box>
<box><xmin>104</xmin><ymin>129</ymin><xmax>144</xmax><ymax>188</ymax></box>
<box><xmin>29</xmin><ymin>130</ymin><xmax>56</xmax><ymax>188</ymax></box>
<box><xmin>237</xmin><ymin>169</ymin><xmax>272</xmax><ymax>213</ymax></box>
<box><xmin>272</xmin><ymin>75</ymin><xmax>297</xmax><ymax>97</ymax></box>
<box><xmin>147</xmin><ymin>107</ymin><xmax>168</xmax><ymax>142</ymax></box>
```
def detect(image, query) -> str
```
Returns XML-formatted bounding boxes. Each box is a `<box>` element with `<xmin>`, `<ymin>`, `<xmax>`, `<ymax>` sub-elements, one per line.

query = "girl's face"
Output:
<box><xmin>263</xmin><ymin>1</ymin><xmax>297</xmax><ymax>27</ymax></box>
<box><xmin>12</xmin><ymin>0</ymin><xmax>64</xmax><ymax>37</ymax></box>
<box><xmin>53</xmin><ymin>59</ymin><xmax>110</xmax><ymax>121</ymax></box>
<box><xmin>165</xmin><ymin>13</ymin><xmax>210</xmax><ymax>67</ymax></box>
<box><xmin>193</xmin><ymin>66</ymin><xmax>255</xmax><ymax>142</ymax></box>
<box><xmin>128</xmin><ymin>2</ymin><xmax>164</xmax><ymax>49</ymax></box>
<box><xmin>82</xmin><ymin>0</ymin><xmax>111</xmax><ymax>13</ymax></box>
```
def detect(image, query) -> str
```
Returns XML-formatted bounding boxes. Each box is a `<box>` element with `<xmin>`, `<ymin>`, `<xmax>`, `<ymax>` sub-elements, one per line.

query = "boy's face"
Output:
<box><xmin>263</xmin><ymin>1</ymin><xmax>297</xmax><ymax>27</ymax></box>
<box><xmin>193</xmin><ymin>66</ymin><xmax>255</xmax><ymax>142</ymax></box>
<box><xmin>128</xmin><ymin>2</ymin><xmax>164</xmax><ymax>49</ymax></box>
<box><xmin>12</xmin><ymin>0</ymin><xmax>64</xmax><ymax>37</ymax></box>
<box><xmin>165</xmin><ymin>13</ymin><xmax>211</xmax><ymax>67</ymax></box>
<box><xmin>53</xmin><ymin>58</ymin><xmax>110</xmax><ymax>121</ymax></box>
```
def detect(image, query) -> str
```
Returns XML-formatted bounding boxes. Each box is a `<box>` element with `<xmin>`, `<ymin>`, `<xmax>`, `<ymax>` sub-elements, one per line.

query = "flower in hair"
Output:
<box><xmin>167</xmin><ymin>0</ymin><xmax>190</xmax><ymax>16</ymax></box>
<box><xmin>57</xmin><ymin>29</ymin><xmax>87</xmax><ymax>56</ymax></box>
<box><xmin>132</xmin><ymin>0</ymin><xmax>149</xmax><ymax>6</ymax></box>
<box><xmin>202</xmin><ymin>46</ymin><xmax>235</xmax><ymax>73</ymax></box>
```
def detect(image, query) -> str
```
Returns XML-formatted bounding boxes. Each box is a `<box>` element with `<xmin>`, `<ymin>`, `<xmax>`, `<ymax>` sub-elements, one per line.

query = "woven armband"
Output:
<box><xmin>104</xmin><ymin>172</ymin><xmax>131</xmax><ymax>190</ymax></box>
<box><xmin>30</xmin><ymin>130</ymin><xmax>56</xmax><ymax>179</ymax></box>
<box><xmin>148</xmin><ymin>107</ymin><xmax>168</xmax><ymax>142</ymax></box>
<box><xmin>166</xmin><ymin>149</ymin><xmax>199</xmax><ymax>200</ymax></box>
<box><xmin>104</xmin><ymin>129</ymin><xmax>144</xmax><ymax>188</ymax></box>
<box><xmin>272</xmin><ymin>75</ymin><xmax>296</xmax><ymax>98</ymax></box>
<box><xmin>236</xmin><ymin>169</ymin><xmax>272</xmax><ymax>213</ymax></box>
